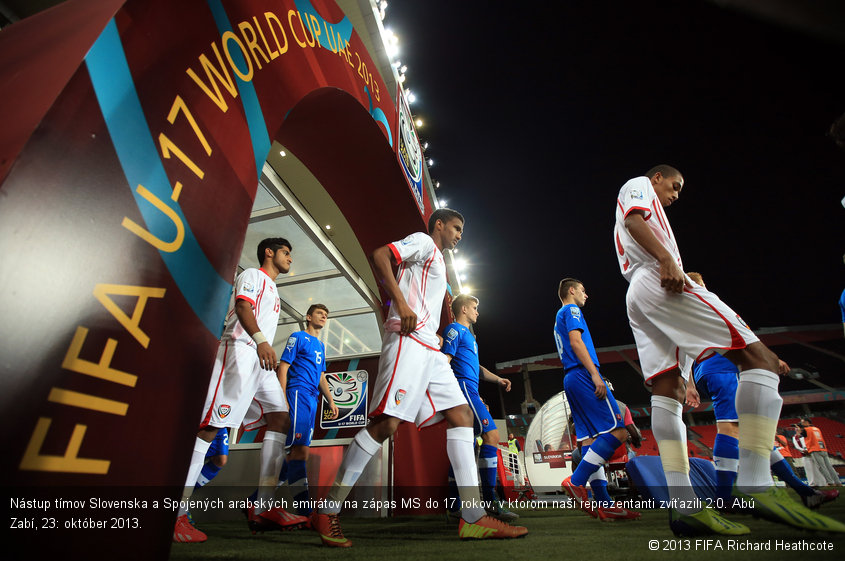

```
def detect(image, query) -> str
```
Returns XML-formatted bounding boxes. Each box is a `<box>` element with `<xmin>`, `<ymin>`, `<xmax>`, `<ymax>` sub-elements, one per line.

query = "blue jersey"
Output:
<box><xmin>553</xmin><ymin>304</ymin><xmax>599</xmax><ymax>371</ymax></box>
<box><xmin>281</xmin><ymin>331</ymin><xmax>326</xmax><ymax>398</ymax></box>
<box><xmin>442</xmin><ymin>322</ymin><xmax>480</xmax><ymax>386</ymax></box>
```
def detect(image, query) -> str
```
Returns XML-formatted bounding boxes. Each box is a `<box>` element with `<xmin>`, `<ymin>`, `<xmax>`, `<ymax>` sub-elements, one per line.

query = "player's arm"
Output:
<box><xmin>480</xmin><ymin>366</ymin><xmax>511</xmax><ymax>392</ymax></box>
<box><xmin>372</xmin><ymin>245</ymin><xmax>416</xmax><ymax>335</ymax></box>
<box><xmin>624</xmin><ymin>211</ymin><xmax>688</xmax><ymax>293</ymax></box>
<box><xmin>777</xmin><ymin>358</ymin><xmax>790</xmax><ymax>376</ymax></box>
<box><xmin>235</xmin><ymin>299</ymin><xmax>277</xmax><ymax>370</ymax></box>
<box><xmin>276</xmin><ymin>360</ymin><xmax>290</xmax><ymax>392</ymax></box>
<box><xmin>568</xmin><ymin>329</ymin><xmax>605</xmax><ymax>399</ymax></box>
<box><xmin>318</xmin><ymin>372</ymin><xmax>339</xmax><ymax>419</ymax></box>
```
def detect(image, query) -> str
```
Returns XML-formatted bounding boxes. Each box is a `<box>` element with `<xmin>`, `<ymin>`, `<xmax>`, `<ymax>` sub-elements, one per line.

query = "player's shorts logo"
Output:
<box><xmin>395</xmin><ymin>389</ymin><xmax>406</xmax><ymax>406</ymax></box>
<box><xmin>218</xmin><ymin>404</ymin><xmax>231</xmax><ymax>418</ymax></box>
<box><xmin>295</xmin><ymin>433</ymin><xmax>302</xmax><ymax>441</ymax></box>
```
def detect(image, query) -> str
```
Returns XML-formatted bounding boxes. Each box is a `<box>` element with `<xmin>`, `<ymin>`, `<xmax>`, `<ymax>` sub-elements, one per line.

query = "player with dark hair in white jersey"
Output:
<box><xmin>614</xmin><ymin>165</ymin><xmax>845</xmax><ymax>536</ymax></box>
<box><xmin>309</xmin><ymin>209</ymin><xmax>527</xmax><ymax>547</ymax></box>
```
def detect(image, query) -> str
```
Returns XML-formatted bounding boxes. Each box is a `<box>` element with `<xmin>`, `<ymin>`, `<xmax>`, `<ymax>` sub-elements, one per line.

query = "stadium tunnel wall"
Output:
<box><xmin>0</xmin><ymin>0</ymin><xmax>441</xmax><ymax>557</ymax></box>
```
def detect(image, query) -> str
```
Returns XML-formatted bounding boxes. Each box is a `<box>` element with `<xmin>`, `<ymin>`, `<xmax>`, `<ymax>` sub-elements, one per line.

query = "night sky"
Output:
<box><xmin>388</xmin><ymin>1</ymin><xmax>845</xmax><ymax>380</ymax></box>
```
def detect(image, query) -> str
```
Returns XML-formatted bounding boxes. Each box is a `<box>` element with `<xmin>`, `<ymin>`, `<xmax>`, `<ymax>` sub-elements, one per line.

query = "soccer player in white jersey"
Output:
<box><xmin>309</xmin><ymin>209</ymin><xmax>527</xmax><ymax>547</ymax></box>
<box><xmin>614</xmin><ymin>165</ymin><xmax>845</xmax><ymax>535</ymax></box>
<box><xmin>173</xmin><ymin>238</ymin><xmax>307</xmax><ymax>543</ymax></box>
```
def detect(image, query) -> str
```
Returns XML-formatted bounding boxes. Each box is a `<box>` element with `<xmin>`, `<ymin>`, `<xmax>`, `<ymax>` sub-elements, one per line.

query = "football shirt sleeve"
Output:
<box><xmin>387</xmin><ymin>232</ymin><xmax>434</xmax><ymax>265</ymax></box>
<box><xmin>618</xmin><ymin>176</ymin><xmax>654</xmax><ymax>220</ymax></box>
<box><xmin>441</xmin><ymin>324</ymin><xmax>460</xmax><ymax>357</ymax></box>
<box><xmin>234</xmin><ymin>268</ymin><xmax>260</xmax><ymax>307</ymax></box>
<box><xmin>280</xmin><ymin>333</ymin><xmax>299</xmax><ymax>365</ymax></box>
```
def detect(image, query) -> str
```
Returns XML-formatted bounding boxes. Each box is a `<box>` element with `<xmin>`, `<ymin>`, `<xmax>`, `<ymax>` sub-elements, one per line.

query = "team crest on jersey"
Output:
<box><xmin>736</xmin><ymin>314</ymin><xmax>749</xmax><ymax>329</ymax></box>
<box><xmin>482</xmin><ymin>418</ymin><xmax>489</xmax><ymax>427</ymax></box>
<box><xmin>446</xmin><ymin>328</ymin><xmax>458</xmax><ymax>342</ymax></box>
<box><xmin>630</xmin><ymin>188</ymin><xmax>644</xmax><ymax>200</ymax></box>
<box><xmin>295</xmin><ymin>433</ymin><xmax>302</xmax><ymax>440</ymax></box>
<box><xmin>218</xmin><ymin>404</ymin><xmax>231</xmax><ymax>418</ymax></box>
<box><xmin>395</xmin><ymin>389</ymin><xmax>407</xmax><ymax>405</ymax></box>
<box><xmin>570</xmin><ymin>307</ymin><xmax>581</xmax><ymax>320</ymax></box>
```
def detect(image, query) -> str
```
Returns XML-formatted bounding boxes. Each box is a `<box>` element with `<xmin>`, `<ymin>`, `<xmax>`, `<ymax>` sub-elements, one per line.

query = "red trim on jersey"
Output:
<box><xmin>615</xmin><ymin>232</ymin><xmax>630</xmax><ymax>272</ymax></box>
<box><xmin>644</xmin><ymin>352</ymin><xmax>680</xmax><ymax>386</ymax></box>
<box><xmin>396</xmin><ymin>262</ymin><xmax>407</xmax><ymax>283</ymax></box>
<box><xmin>684</xmin><ymin>287</ymin><xmax>747</xmax><ymax>351</ymax></box>
<box><xmin>417</xmin><ymin>391</ymin><xmax>437</xmax><ymax>430</ymax></box>
<box><xmin>242</xmin><ymin>398</ymin><xmax>265</xmax><ymax>431</ymax></box>
<box><xmin>651</xmin><ymin>200</ymin><xmax>669</xmax><ymax>233</ymax></box>
<box><xmin>200</xmin><ymin>341</ymin><xmax>229</xmax><ymax>428</ymax></box>
<box><xmin>622</xmin><ymin>203</ymin><xmax>652</xmax><ymax>220</ymax></box>
<box><xmin>236</xmin><ymin>294</ymin><xmax>256</xmax><ymax>307</ymax></box>
<box><xmin>258</xmin><ymin>268</ymin><xmax>274</xmax><ymax>280</ymax></box>
<box><xmin>408</xmin><ymin>334</ymin><xmax>440</xmax><ymax>351</ymax></box>
<box><xmin>419</xmin><ymin>252</ymin><xmax>436</xmax><ymax>297</ymax></box>
<box><xmin>388</xmin><ymin>243</ymin><xmax>402</xmax><ymax>264</ymax></box>
<box><xmin>370</xmin><ymin>336</ymin><xmax>404</xmax><ymax>417</ymax></box>
<box><xmin>254</xmin><ymin>278</ymin><xmax>267</xmax><ymax>319</ymax></box>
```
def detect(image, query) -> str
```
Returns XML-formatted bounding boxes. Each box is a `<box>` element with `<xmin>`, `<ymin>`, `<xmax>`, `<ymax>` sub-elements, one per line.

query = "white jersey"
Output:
<box><xmin>614</xmin><ymin>176</ymin><xmax>683</xmax><ymax>282</ymax></box>
<box><xmin>221</xmin><ymin>267</ymin><xmax>281</xmax><ymax>347</ymax></box>
<box><xmin>384</xmin><ymin>232</ymin><xmax>447</xmax><ymax>349</ymax></box>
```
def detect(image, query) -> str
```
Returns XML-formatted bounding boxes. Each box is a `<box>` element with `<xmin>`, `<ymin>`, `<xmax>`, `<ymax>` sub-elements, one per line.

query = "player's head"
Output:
<box><xmin>451</xmin><ymin>294</ymin><xmax>479</xmax><ymax>324</ymax></box>
<box><xmin>646</xmin><ymin>164</ymin><xmax>684</xmax><ymax>207</ymax></box>
<box><xmin>558</xmin><ymin>277</ymin><xmax>586</xmax><ymax>307</ymax></box>
<box><xmin>687</xmin><ymin>271</ymin><xmax>705</xmax><ymax>288</ymax></box>
<box><xmin>427</xmin><ymin>208</ymin><xmax>464</xmax><ymax>250</ymax></box>
<box><xmin>257</xmin><ymin>238</ymin><xmax>292</xmax><ymax>273</ymax></box>
<box><xmin>306</xmin><ymin>303</ymin><xmax>329</xmax><ymax>330</ymax></box>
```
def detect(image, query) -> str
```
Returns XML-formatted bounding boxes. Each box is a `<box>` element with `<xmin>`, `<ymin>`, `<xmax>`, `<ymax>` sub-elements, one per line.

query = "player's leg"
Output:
<box><xmin>770</xmin><ymin>447</ymin><xmax>838</xmax><ymax>508</ymax></box>
<box><xmin>196</xmin><ymin>428</ymin><xmax>229</xmax><ymax>488</ymax></box>
<box><xmin>712</xmin><ymin>422</ymin><xmax>739</xmax><ymax>506</ymax></box>
<box><xmin>286</xmin><ymin>389</ymin><xmax>317</xmax><ymax>515</ymax></box>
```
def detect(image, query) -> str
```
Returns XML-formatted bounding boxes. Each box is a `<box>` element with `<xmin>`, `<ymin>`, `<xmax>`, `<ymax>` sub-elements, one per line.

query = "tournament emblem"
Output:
<box><xmin>630</xmin><ymin>188</ymin><xmax>644</xmax><ymax>200</ymax></box>
<box><xmin>736</xmin><ymin>314</ymin><xmax>750</xmax><ymax>329</ymax></box>
<box><xmin>218</xmin><ymin>404</ymin><xmax>231</xmax><ymax>418</ymax></box>
<box><xmin>396</xmin><ymin>89</ymin><xmax>425</xmax><ymax>214</ymax></box>
<box><xmin>395</xmin><ymin>389</ymin><xmax>407</xmax><ymax>406</ymax></box>
<box><xmin>321</xmin><ymin>370</ymin><xmax>369</xmax><ymax>429</ymax></box>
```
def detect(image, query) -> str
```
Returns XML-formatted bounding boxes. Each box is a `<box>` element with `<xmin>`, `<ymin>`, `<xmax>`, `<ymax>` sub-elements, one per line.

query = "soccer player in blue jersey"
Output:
<box><xmin>278</xmin><ymin>303</ymin><xmax>339</xmax><ymax>515</ymax></box>
<box><xmin>554</xmin><ymin>278</ymin><xmax>640</xmax><ymax>521</ymax></box>
<box><xmin>683</xmin><ymin>272</ymin><xmax>838</xmax><ymax>510</ymax></box>
<box><xmin>441</xmin><ymin>294</ymin><xmax>516</xmax><ymax>521</ymax></box>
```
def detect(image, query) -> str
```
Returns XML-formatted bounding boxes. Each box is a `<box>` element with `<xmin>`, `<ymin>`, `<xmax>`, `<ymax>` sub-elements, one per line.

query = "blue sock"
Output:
<box><xmin>287</xmin><ymin>459</ymin><xmax>311</xmax><ymax>515</ymax></box>
<box><xmin>713</xmin><ymin>434</ymin><xmax>739</xmax><ymax>502</ymax></box>
<box><xmin>195</xmin><ymin>460</ymin><xmax>221</xmax><ymax>489</ymax></box>
<box><xmin>590</xmin><ymin>478</ymin><xmax>612</xmax><ymax>507</ymax></box>
<box><xmin>571</xmin><ymin>433</ymin><xmax>622</xmax><ymax>487</ymax></box>
<box><xmin>478</xmin><ymin>444</ymin><xmax>499</xmax><ymax>503</ymax></box>
<box><xmin>771</xmin><ymin>449</ymin><xmax>814</xmax><ymax>497</ymax></box>
<box><xmin>277</xmin><ymin>458</ymin><xmax>288</xmax><ymax>483</ymax></box>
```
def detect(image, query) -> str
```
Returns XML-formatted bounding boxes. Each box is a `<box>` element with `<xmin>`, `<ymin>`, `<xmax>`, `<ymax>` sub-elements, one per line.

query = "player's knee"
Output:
<box><xmin>213</xmin><ymin>455</ymin><xmax>228</xmax><ymax>468</ymax></box>
<box><xmin>482</xmin><ymin>429</ymin><xmax>499</xmax><ymax>445</ymax></box>
<box><xmin>198</xmin><ymin>426</ymin><xmax>219</xmax><ymax>443</ymax></box>
<box><xmin>444</xmin><ymin>404</ymin><xmax>473</xmax><ymax>428</ymax></box>
<box><xmin>289</xmin><ymin>445</ymin><xmax>309</xmax><ymax>461</ymax></box>
<box><xmin>717</xmin><ymin>421</ymin><xmax>739</xmax><ymax>438</ymax></box>
<box><xmin>728</xmin><ymin>342</ymin><xmax>778</xmax><ymax>372</ymax></box>
<box><xmin>651</xmin><ymin>371</ymin><xmax>685</xmax><ymax>402</ymax></box>
<box><xmin>611</xmin><ymin>427</ymin><xmax>628</xmax><ymax>443</ymax></box>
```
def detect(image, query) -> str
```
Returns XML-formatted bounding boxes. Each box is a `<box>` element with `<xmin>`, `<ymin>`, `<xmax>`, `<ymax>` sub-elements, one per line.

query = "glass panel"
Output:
<box><xmin>280</xmin><ymin>276</ymin><xmax>367</xmax><ymax>316</ymax></box>
<box><xmin>253</xmin><ymin>180</ymin><xmax>284</xmax><ymax>212</ymax></box>
<box><xmin>240</xmin><ymin>215</ymin><xmax>334</xmax><ymax>275</ymax></box>
<box><xmin>322</xmin><ymin>313</ymin><xmax>381</xmax><ymax>358</ymax></box>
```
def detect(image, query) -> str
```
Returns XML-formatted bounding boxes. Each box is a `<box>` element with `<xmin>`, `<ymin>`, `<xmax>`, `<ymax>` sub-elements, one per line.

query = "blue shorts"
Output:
<box><xmin>286</xmin><ymin>387</ymin><xmax>318</xmax><ymax>447</ymax></box>
<box><xmin>206</xmin><ymin>427</ymin><xmax>229</xmax><ymax>457</ymax></box>
<box><xmin>564</xmin><ymin>366</ymin><xmax>623</xmax><ymax>441</ymax></box>
<box><xmin>457</xmin><ymin>379</ymin><xmax>496</xmax><ymax>437</ymax></box>
<box><xmin>697</xmin><ymin>369</ymin><xmax>738</xmax><ymax>422</ymax></box>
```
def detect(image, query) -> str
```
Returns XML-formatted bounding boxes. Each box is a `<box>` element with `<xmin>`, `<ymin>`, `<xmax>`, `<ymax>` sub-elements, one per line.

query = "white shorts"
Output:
<box><xmin>200</xmin><ymin>340</ymin><xmax>287</xmax><ymax>429</ymax></box>
<box><xmin>369</xmin><ymin>332</ymin><xmax>467</xmax><ymax>427</ymax></box>
<box><xmin>626</xmin><ymin>269</ymin><xmax>758</xmax><ymax>384</ymax></box>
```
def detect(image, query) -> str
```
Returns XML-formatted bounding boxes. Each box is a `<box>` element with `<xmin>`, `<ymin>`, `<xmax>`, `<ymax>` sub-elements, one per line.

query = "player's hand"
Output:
<box><xmin>777</xmin><ymin>359</ymin><xmax>790</xmax><ymax>376</ymax></box>
<box><xmin>627</xmin><ymin>425</ymin><xmax>643</xmax><ymax>448</ymax></box>
<box><xmin>499</xmin><ymin>377</ymin><xmax>512</xmax><ymax>392</ymax></box>
<box><xmin>658</xmin><ymin>257</ymin><xmax>688</xmax><ymax>294</ymax></box>
<box><xmin>685</xmin><ymin>385</ymin><xmax>701</xmax><ymax>408</ymax></box>
<box><xmin>257</xmin><ymin>342</ymin><xmax>277</xmax><ymax>371</ymax></box>
<box><xmin>396</xmin><ymin>301</ymin><xmax>417</xmax><ymax>335</ymax></box>
<box><xmin>591</xmin><ymin>372</ymin><xmax>607</xmax><ymax>399</ymax></box>
<box><xmin>328</xmin><ymin>401</ymin><xmax>339</xmax><ymax>420</ymax></box>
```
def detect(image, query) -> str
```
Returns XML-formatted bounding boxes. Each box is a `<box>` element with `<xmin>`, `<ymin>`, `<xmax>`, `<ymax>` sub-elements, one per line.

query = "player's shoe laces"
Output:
<box><xmin>173</xmin><ymin>513</ymin><xmax>207</xmax><ymax>543</ymax></box>
<box><xmin>247</xmin><ymin>506</ymin><xmax>308</xmax><ymax>533</ymax></box>
<box><xmin>597</xmin><ymin>505</ymin><xmax>641</xmax><ymax>521</ymax></box>
<box><xmin>309</xmin><ymin>511</ymin><xmax>352</xmax><ymax>547</ymax></box>
<box><xmin>802</xmin><ymin>489</ymin><xmax>839</xmax><ymax>510</ymax></box>
<box><xmin>734</xmin><ymin>485</ymin><xmax>845</xmax><ymax>533</ymax></box>
<box><xmin>458</xmin><ymin>515</ymin><xmax>528</xmax><ymax>539</ymax></box>
<box><xmin>562</xmin><ymin>476</ymin><xmax>597</xmax><ymax>518</ymax></box>
<box><xmin>669</xmin><ymin>507</ymin><xmax>750</xmax><ymax>537</ymax></box>
<box><xmin>486</xmin><ymin>499</ymin><xmax>520</xmax><ymax>522</ymax></box>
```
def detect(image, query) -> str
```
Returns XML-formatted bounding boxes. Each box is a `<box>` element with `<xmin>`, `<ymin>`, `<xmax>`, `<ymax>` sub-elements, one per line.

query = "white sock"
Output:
<box><xmin>651</xmin><ymin>395</ymin><xmax>700</xmax><ymax>514</ymax></box>
<box><xmin>447</xmin><ymin>426</ymin><xmax>485</xmax><ymax>523</ymax></box>
<box><xmin>178</xmin><ymin>437</ymin><xmax>212</xmax><ymax>517</ymax></box>
<box><xmin>256</xmin><ymin>431</ymin><xmax>286</xmax><ymax>513</ymax></box>
<box><xmin>321</xmin><ymin>429</ymin><xmax>381</xmax><ymax>514</ymax></box>
<box><xmin>736</xmin><ymin>369</ymin><xmax>781</xmax><ymax>493</ymax></box>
